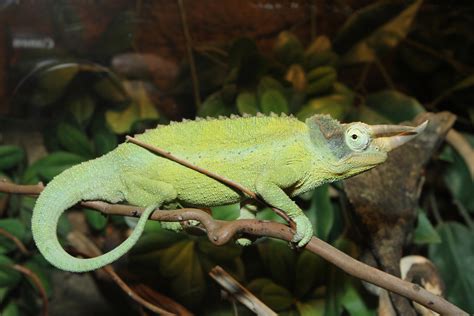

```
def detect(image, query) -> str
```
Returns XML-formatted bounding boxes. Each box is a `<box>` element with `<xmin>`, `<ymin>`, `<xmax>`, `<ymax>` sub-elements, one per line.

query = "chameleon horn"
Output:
<box><xmin>372</xmin><ymin>120</ymin><xmax>428</xmax><ymax>152</ymax></box>
<box><xmin>371</xmin><ymin>124</ymin><xmax>421</xmax><ymax>137</ymax></box>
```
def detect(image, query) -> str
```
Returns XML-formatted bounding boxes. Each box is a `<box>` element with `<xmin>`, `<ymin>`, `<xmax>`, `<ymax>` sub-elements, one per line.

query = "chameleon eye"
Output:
<box><xmin>345</xmin><ymin>124</ymin><xmax>370</xmax><ymax>151</ymax></box>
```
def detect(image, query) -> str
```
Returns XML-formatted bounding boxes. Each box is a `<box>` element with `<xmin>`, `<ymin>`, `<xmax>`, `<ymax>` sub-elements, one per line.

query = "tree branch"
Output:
<box><xmin>0</xmin><ymin>180</ymin><xmax>467</xmax><ymax>315</ymax></box>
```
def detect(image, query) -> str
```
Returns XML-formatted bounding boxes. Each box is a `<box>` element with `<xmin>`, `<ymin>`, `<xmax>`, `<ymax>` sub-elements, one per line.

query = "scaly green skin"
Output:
<box><xmin>31</xmin><ymin>114</ymin><xmax>405</xmax><ymax>272</ymax></box>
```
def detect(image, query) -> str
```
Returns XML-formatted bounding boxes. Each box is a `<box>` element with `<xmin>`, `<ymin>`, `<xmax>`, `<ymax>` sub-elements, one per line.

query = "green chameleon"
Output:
<box><xmin>31</xmin><ymin>114</ymin><xmax>426</xmax><ymax>272</ymax></box>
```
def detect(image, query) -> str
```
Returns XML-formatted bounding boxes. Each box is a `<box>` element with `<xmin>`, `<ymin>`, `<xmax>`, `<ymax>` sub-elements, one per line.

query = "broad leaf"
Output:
<box><xmin>0</xmin><ymin>146</ymin><xmax>25</xmax><ymax>170</ymax></box>
<box><xmin>360</xmin><ymin>90</ymin><xmax>425</xmax><ymax>124</ymax></box>
<box><xmin>260</xmin><ymin>89</ymin><xmax>288</xmax><ymax>114</ymax></box>
<box><xmin>429</xmin><ymin>222</ymin><xmax>474</xmax><ymax>312</ymax></box>
<box><xmin>296</xmin><ymin>299</ymin><xmax>325</xmax><ymax>316</ymax></box>
<box><xmin>441</xmin><ymin>141</ymin><xmax>474</xmax><ymax>213</ymax></box>
<box><xmin>297</xmin><ymin>94</ymin><xmax>352</xmax><ymax>123</ymax></box>
<box><xmin>307</xmin><ymin>185</ymin><xmax>334</xmax><ymax>241</ymax></box>
<box><xmin>413</xmin><ymin>209</ymin><xmax>441</xmax><ymax>245</ymax></box>
<box><xmin>66</xmin><ymin>94</ymin><xmax>96</xmax><ymax>127</ymax></box>
<box><xmin>211</xmin><ymin>203</ymin><xmax>240</xmax><ymax>221</ymax></box>
<box><xmin>294</xmin><ymin>250</ymin><xmax>327</xmax><ymax>298</ymax></box>
<box><xmin>247</xmin><ymin>278</ymin><xmax>294</xmax><ymax>311</ymax></box>
<box><xmin>236</xmin><ymin>91</ymin><xmax>259</xmax><ymax>115</ymax></box>
<box><xmin>0</xmin><ymin>256</ymin><xmax>21</xmax><ymax>287</ymax></box>
<box><xmin>57</xmin><ymin>123</ymin><xmax>94</xmax><ymax>158</ymax></box>
<box><xmin>85</xmin><ymin>209</ymin><xmax>107</xmax><ymax>231</ymax></box>
<box><xmin>106</xmin><ymin>81</ymin><xmax>159</xmax><ymax>133</ymax></box>
<box><xmin>274</xmin><ymin>31</ymin><xmax>304</xmax><ymax>65</ymax></box>
<box><xmin>23</xmin><ymin>152</ymin><xmax>85</xmax><ymax>183</ymax></box>
<box><xmin>334</xmin><ymin>0</ymin><xmax>423</xmax><ymax>64</ymax></box>
<box><xmin>0</xmin><ymin>219</ymin><xmax>27</xmax><ymax>254</ymax></box>
<box><xmin>257</xmin><ymin>239</ymin><xmax>296</xmax><ymax>289</ymax></box>
<box><xmin>159</xmin><ymin>240</ymin><xmax>206</xmax><ymax>307</ymax></box>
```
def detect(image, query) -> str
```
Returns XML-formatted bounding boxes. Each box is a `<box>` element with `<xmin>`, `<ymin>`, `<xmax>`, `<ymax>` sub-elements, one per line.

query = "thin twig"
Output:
<box><xmin>374</xmin><ymin>56</ymin><xmax>395</xmax><ymax>90</ymax></box>
<box><xmin>177</xmin><ymin>0</ymin><xmax>201</xmax><ymax>110</ymax></box>
<box><xmin>454</xmin><ymin>200</ymin><xmax>474</xmax><ymax>230</ymax></box>
<box><xmin>446</xmin><ymin>129</ymin><xmax>474</xmax><ymax>179</ymax></box>
<box><xmin>68</xmin><ymin>232</ymin><xmax>177</xmax><ymax>316</ymax></box>
<box><xmin>210</xmin><ymin>265</ymin><xmax>277</xmax><ymax>316</ymax></box>
<box><xmin>125</xmin><ymin>136</ymin><xmax>294</xmax><ymax>226</ymax></box>
<box><xmin>403</xmin><ymin>37</ymin><xmax>473</xmax><ymax>74</ymax></box>
<box><xmin>11</xmin><ymin>264</ymin><xmax>48</xmax><ymax>316</ymax></box>
<box><xmin>0</xmin><ymin>227</ymin><xmax>30</xmax><ymax>255</ymax></box>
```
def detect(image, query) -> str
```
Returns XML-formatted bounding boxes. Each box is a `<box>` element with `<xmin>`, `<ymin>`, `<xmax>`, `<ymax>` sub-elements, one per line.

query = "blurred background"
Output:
<box><xmin>0</xmin><ymin>1</ymin><xmax>472</xmax><ymax>315</ymax></box>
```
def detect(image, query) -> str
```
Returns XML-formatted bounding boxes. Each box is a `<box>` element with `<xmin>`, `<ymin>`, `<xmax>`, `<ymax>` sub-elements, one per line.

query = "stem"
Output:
<box><xmin>177</xmin><ymin>0</ymin><xmax>201</xmax><ymax>110</ymax></box>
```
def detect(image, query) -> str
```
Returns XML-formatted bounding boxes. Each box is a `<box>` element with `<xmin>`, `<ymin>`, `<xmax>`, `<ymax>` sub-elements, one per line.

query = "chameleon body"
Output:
<box><xmin>31</xmin><ymin>114</ymin><xmax>426</xmax><ymax>272</ymax></box>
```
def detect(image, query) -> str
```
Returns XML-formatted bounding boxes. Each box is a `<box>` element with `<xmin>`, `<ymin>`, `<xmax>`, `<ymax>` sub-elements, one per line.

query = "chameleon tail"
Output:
<box><xmin>31</xmin><ymin>154</ymin><xmax>154</xmax><ymax>272</ymax></box>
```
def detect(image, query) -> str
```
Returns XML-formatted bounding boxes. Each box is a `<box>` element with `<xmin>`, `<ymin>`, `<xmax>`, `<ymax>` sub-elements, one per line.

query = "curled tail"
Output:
<box><xmin>31</xmin><ymin>154</ymin><xmax>155</xmax><ymax>272</ymax></box>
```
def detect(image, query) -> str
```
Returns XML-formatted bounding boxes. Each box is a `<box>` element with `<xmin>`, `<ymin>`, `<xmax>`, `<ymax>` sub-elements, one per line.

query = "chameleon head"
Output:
<box><xmin>306</xmin><ymin>115</ymin><xmax>428</xmax><ymax>179</ymax></box>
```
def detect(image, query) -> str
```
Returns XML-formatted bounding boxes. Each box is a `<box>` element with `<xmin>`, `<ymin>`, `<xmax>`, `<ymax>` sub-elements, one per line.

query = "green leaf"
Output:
<box><xmin>429</xmin><ymin>222</ymin><xmax>474</xmax><ymax>312</ymax></box>
<box><xmin>0</xmin><ymin>219</ymin><xmax>27</xmax><ymax>254</ymax></box>
<box><xmin>247</xmin><ymin>278</ymin><xmax>294</xmax><ymax>311</ymax></box>
<box><xmin>66</xmin><ymin>94</ymin><xmax>96</xmax><ymax>127</ymax></box>
<box><xmin>93</xmin><ymin>130</ymin><xmax>118</xmax><ymax>156</ymax></box>
<box><xmin>274</xmin><ymin>31</ymin><xmax>304</xmax><ymax>65</ymax></box>
<box><xmin>133</xmin><ymin>227</ymin><xmax>185</xmax><ymax>254</ymax></box>
<box><xmin>236</xmin><ymin>92</ymin><xmax>259</xmax><ymax>115</ymax></box>
<box><xmin>198</xmin><ymin>91</ymin><xmax>233</xmax><ymax>118</ymax></box>
<box><xmin>84</xmin><ymin>208</ymin><xmax>107</xmax><ymax>231</ymax></box>
<box><xmin>0</xmin><ymin>255</ymin><xmax>21</xmax><ymax>287</ymax></box>
<box><xmin>441</xmin><ymin>140</ymin><xmax>474</xmax><ymax>213</ymax></box>
<box><xmin>256</xmin><ymin>207</ymin><xmax>288</xmax><ymax>224</ymax></box>
<box><xmin>31</xmin><ymin>62</ymin><xmax>79</xmax><ymax>107</ymax></box>
<box><xmin>197</xmin><ymin>239</ymin><xmax>242</xmax><ymax>262</ymax></box>
<box><xmin>340</xmin><ymin>283</ymin><xmax>374</xmax><ymax>316</ymax></box>
<box><xmin>106</xmin><ymin>81</ymin><xmax>159</xmax><ymax>133</ymax></box>
<box><xmin>260</xmin><ymin>89</ymin><xmax>289</xmax><ymax>114</ymax></box>
<box><xmin>257</xmin><ymin>239</ymin><xmax>295</xmax><ymax>289</ymax></box>
<box><xmin>57</xmin><ymin>123</ymin><xmax>94</xmax><ymax>158</ymax></box>
<box><xmin>0</xmin><ymin>287</ymin><xmax>8</xmax><ymax>303</ymax></box>
<box><xmin>334</xmin><ymin>0</ymin><xmax>423</xmax><ymax>64</ymax></box>
<box><xmin>24</xmin><ymin>152</ymin><xmax>85</xmax><ymax>183</ymax></box>
<box><xmin>24</xmin><ymin>256</ymin><xmax>53</xmax><ymax>298</ymax></box>
<box><xmin>160</xmin><ymin>240</ymin><xmax>206</xmax><ymax>307</ymax></box>
<box><xmin>1</xmin><ymin>302</ymin><xmax>20</xmax><ymax>316</ymax></box>
<box><xmin>307</xmin><ymin>185</ymin><xmax>334</xmax><ymax>241</ymax></box>
<box><xmin>305</xmin><ymin>66</ymin><xmax>337</xmax><ymax>96</ymax></box>
<box><xmin>93</xmin><ymin>74</ymin><xmax>129</xmax><ymax>104</ymax></box>
<box><xmin>0</xmin><ymin>145</ymin><xmax>25</xmax><ymax>170</ymax></box>
<box><xmin>413</xmin><ymin>209</ymin><xmax>441</xmax><ymax>245</ymax></box>
<box><xmin>296</xmin><ymin>299</ymin><xmax>325</xmax><ymax>316</ymax></box>
<box><xmin>360</xmin><ymin>90</ymin><xmax>425</xmax><ymax>124</ymax></box>
<box><xmin>211</xmin><ymin>203</ymin><xmax>240</xmax><ymax>221</ymax></box>
<box><xmin>294</xmin><ymin>250</ymin><xmax>327</xmax><ymax>298</ymax></box>
<box><xmin>229</xmin><ymin>37</ymin><xmax>258</xmax><ymax>68</ymax></box>
<box><xmin>297</xmin><ymin>94</ymin><xmax>353</xmax><ymax>121</ymax></box>
<box><xmin>258</xmin><ymin>76</ymin><xmax>285</xmax><ymax>97</ymax></box>
<box><xmin>433</xmin><ymin>74</ymin><xmax>474</xmax><ymax>106</ymax></box>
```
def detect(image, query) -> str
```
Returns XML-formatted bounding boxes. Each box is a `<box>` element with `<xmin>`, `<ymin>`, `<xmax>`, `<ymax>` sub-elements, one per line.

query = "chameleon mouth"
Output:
<box><xmin>370</xmin><ymin>120</ymin><xmax>428</xmax><ymax>152</ymax></box>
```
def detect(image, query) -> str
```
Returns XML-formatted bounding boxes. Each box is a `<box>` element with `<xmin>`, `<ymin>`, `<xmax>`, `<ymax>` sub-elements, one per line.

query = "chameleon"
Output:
<box><xmin>31</xmin><ymin>113</ymin><xmax>427</xmax><ymax>272</ymax></box>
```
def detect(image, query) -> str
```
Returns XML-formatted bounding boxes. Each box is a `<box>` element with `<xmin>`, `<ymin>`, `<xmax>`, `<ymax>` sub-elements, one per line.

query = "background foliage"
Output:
<box><xmin>0</xmin><ymin>1</ymin><xmax>473</xmax><ymax>315</ymax></box>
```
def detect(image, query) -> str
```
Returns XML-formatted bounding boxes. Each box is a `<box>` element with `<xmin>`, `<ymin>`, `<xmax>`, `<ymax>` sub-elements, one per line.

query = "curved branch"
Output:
<box><xmin>11</xmin><ymin>264</ymin><xmax>48</xmax><ymax>316</ymax></box>
<box><xmin>0</xmin><ymin>179</ymin><xmax>466</xmax><ymax>315</ymax></box>
<box><xmin>0</xmin><ymin>228</ymin><xmax>30</xmax><ymax>255</ymax></box>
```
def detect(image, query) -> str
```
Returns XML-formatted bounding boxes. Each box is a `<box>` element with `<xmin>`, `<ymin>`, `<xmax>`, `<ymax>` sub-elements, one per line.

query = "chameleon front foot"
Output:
<box><xmin>291</xmin><ymin>215</ymin><xmax>313</xmax><ymax>247</ymax></box>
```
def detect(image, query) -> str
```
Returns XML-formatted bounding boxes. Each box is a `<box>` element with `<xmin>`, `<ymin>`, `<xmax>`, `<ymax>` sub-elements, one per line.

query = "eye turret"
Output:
<box><xmin>345</xmin><ymin>124</ymin><xmax>371</xmax><ymax>151</ymax></box>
